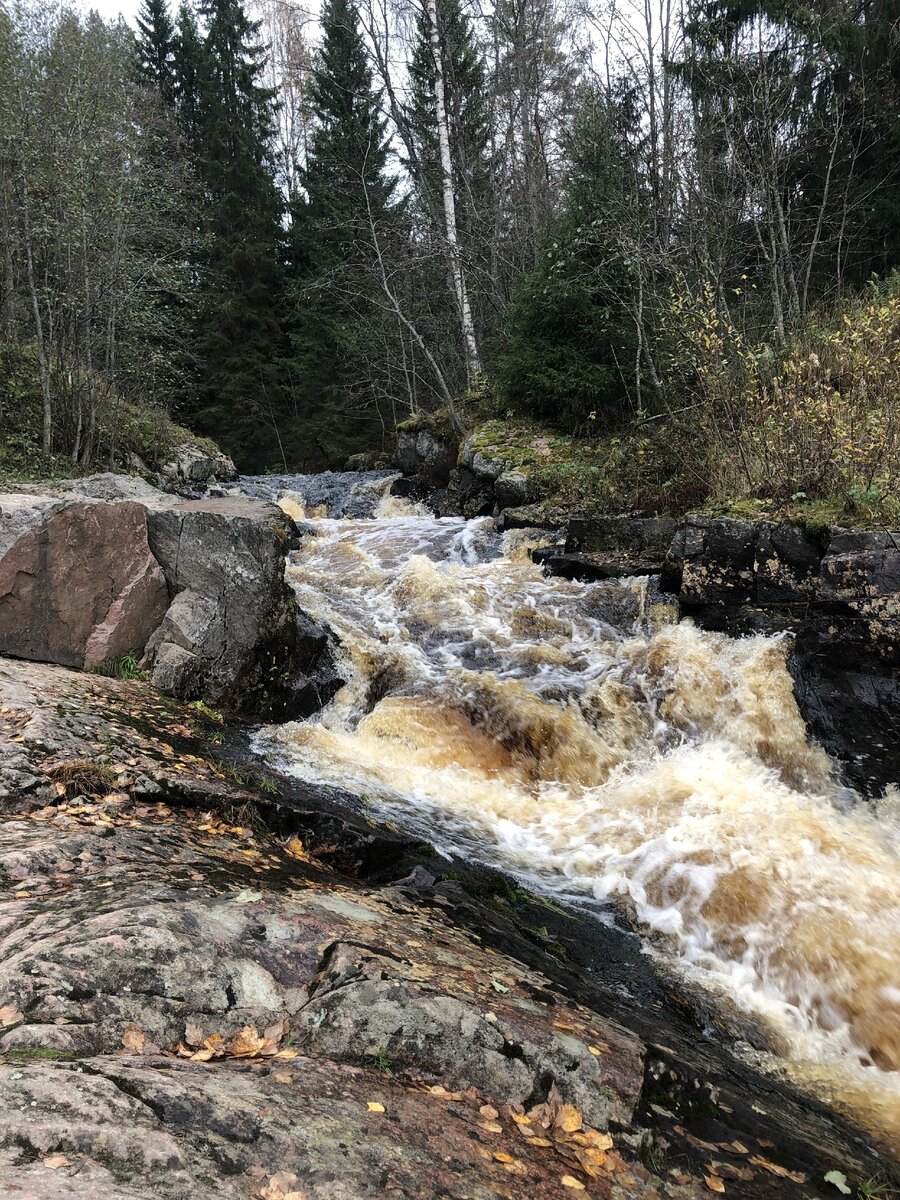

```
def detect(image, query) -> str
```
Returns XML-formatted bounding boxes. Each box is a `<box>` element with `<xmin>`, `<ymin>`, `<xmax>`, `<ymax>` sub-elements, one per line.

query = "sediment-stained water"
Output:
<box><xmin>254</xmin><ymin>481</ymin><xmax>900</xmax><ymax>1145</ymax></box>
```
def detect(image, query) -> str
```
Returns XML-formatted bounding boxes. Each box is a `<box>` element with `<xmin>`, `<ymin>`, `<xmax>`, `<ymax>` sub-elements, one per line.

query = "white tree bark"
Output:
<box><xmin>426</xmin><ymin>0</ymin><xmax>481</xmax><ymax>381</ymax></box>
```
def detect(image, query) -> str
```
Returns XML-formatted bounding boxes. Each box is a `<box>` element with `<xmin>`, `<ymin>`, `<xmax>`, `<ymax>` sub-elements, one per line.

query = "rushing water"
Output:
<box><xmin>251</xmin><ymin>473</ymin><xmax>900</xmax><ymax>1146</ymax></box>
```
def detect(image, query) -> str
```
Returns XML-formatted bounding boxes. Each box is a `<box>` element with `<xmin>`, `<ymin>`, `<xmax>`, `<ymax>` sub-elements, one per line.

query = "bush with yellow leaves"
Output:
<box><xmin>665</xmin><ymin>275</ymin><xmax>900</xmax><ymax>524</ymax></box>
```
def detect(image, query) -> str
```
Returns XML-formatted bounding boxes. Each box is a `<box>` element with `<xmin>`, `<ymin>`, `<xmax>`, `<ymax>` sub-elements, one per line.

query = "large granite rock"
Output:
<box><xmin>146</xmin><ymin>497</ymin><xmax>300</xmax><ymax>712</ymax></box>
<box><xmin>0</xmin><ymin>481</ymin><xmax>326</xmax><ymax>716</ymax></box>
<box><xmin>0</xmin><ymin>495</ymin><xmax>168</xmax><ymax>670</ymax></box>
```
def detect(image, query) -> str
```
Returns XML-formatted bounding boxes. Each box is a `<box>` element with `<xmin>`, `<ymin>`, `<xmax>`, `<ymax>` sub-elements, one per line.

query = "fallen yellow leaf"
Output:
<box><xmin>492</xmin><ymin>1152</ymin><xmax>514</xmax><ymax>1163</ymax></box>
<box><xmin>230</xmin><ymin>1026</ymin><xmax>266</xmax><ymax>1057</ymax></box>
<box><xmin>704</xmin><ymin>1176</ymin><xmax>726</xmax><ymax>1193</ymax></box>
<box><xmin>367</xmin><ymin>1101</ymin><xmax>385</xmax><ymax>1113</ymax></box>
<box><xmin>560</xmin><ymin>1176</ymin><xmax>585</xmax><ymax>1190</ymax></box>
<box><xmin>555</xmin><ymin>1104</ymin><xmax>583</xmax><ymax>1134</ymax></box>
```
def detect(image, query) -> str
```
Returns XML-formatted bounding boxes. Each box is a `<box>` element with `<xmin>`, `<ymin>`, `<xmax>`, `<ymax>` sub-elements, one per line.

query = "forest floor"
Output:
<box><xmin>0</xmin><ymin>655</ymin><xmax>896</xmax><ymax>1200</ymax></box>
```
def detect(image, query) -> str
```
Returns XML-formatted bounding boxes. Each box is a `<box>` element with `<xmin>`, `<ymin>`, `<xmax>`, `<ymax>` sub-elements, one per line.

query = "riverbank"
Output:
<box><xmin>0</xmin><ymin>655</ymin><xmax>896</xmax><ymax>1199</ymax></box>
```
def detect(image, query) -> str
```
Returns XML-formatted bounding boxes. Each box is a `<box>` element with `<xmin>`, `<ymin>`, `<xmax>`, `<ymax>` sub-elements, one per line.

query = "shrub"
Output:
<box><xmin>664</xmin><ymin>275</ymin><xmax>900</xmax><ymax>522</ymax></box>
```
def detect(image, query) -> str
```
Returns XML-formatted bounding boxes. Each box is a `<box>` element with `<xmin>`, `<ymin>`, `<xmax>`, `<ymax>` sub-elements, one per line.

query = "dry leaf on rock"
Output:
<box><xmin>230</xmin><ymin>1027</ymin><xmax>266</xmax><ymax>1057</ymax></box>
<box><xmin>750</xmin><ymin>1156</ymin><xmax>806</xmax><ymax>1183</ymax></box>
<box><xmin>121</xmin><ymin>1023</ymin><xmax>157</xmax><ymax>1054</ymax></box>
<box><xmin>560</xmin><ymin>1176</ymin><xmax>585</xmax><ymax>1190</ymax></box>
<box><xmin>259</xmin><ymin>1170</ymin><xmax>308</xmax><ymax>1200</ymax></box>
<box><xmin>704</xmin><ymin>1175</ymin><xmax>726</xmax><ymax>1192</ymax></box>
<box><xmin>42</xmin><ymin>1155</ymin><xmax>70</xmax><ymax>1169</ymax></box>
<box><xmin>366</xmin><ymin>1101</ymin><xmax>385</xmax><ymax>1113</ymax></box>
<box><xmin>575</xmin><ymin>1147</ymin><xmax>608</xmax><ymax>1177</ymax></box>
<box><xmin>184</xmin><ymin>1021</ymin><xmax>205</xmax><ymax>1048</ymax></box>
<box><xmin>554</xmin><ymin>1104</ymin><xmax>583</xmax><ymax>1135</ymax></box>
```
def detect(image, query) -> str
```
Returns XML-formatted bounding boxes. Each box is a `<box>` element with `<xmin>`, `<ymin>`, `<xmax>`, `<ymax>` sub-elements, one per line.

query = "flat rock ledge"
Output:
<box><xmin>0</xmin><ymin>655</ymin><xmax>895</xmax><ymax>1200</ymax></box>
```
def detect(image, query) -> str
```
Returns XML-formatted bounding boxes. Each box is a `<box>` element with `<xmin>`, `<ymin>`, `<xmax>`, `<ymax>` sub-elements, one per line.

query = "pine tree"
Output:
<box><xmin>285</xmin><ymin>0</ymin><xmax>395</xmax><ymax>467</ymax></box>
<box><xmin>135</xmin><ymin>0</ymin><xmax>176</xmax><ymax>103</ymax></box>
<box><xmin>182</xmin><ymin>0</ymin><xmax>287</xmax><ymax>468</ymax></box>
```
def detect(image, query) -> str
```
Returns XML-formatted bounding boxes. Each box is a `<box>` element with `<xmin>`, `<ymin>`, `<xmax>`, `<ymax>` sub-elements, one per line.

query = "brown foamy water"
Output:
<box><xmin>257</xmin><ymin>500</ymin><xmax>900</xmax><ymax>1147</ymax></box>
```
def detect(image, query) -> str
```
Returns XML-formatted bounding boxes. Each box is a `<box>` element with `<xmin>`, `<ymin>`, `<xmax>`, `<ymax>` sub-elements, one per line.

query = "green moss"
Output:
<box><xmin>6</xmin><ymin>1047</ymin><xmax>76</xmax><ymax>1062</ymax></box>
<box><xmin>396</xmin><ymin>408</ymin><xmax>456</xmax><ymax>443</ymax></box>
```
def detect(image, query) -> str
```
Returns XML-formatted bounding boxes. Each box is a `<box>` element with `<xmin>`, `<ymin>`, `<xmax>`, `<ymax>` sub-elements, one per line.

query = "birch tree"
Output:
<box><xmin>424</xmin><ymin>0</ymin><xmax>481</xmax><ymax>379</ymax></box>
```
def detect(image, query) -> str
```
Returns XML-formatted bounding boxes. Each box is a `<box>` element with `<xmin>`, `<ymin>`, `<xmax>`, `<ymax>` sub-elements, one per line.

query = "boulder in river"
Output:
<box><xmin>146</xmin><ymin>497</ymin><xmax>302</xmax><ymax>712</ymax></box>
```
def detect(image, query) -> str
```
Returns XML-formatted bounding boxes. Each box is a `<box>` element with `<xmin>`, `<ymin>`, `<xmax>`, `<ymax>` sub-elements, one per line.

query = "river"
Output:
<box><xmin>239</xmin><ymin>471</ymin><xmax>900</xmax><ymax>1147</ymax></box>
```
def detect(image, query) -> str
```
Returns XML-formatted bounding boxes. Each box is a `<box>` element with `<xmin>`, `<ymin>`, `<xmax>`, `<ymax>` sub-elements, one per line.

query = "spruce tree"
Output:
<box><xmin>172</xmin><ymin>2</ymin><xmax>202</xmax><ymax>135</ymax></box>
<box><xmin>135</xmin><ymin>0</ymin><xmax>176</xmax><ymax>103</ymax></box>
<box><xmin>496</xmin><ymin>90</ymin><xmax>639</xmax><ymax>430</ymax></box>
<box><xmin>286</xmin><ymin>0</ymin><xmax>394</xmax><ymax>467</ymax></box>
<box><xmin>182</xmin><ymin>0</ymin><xmax>287</xmax><ymax>468</ymax></box>
<box><xmin>303</xmin><ymin>0</ymin><xmax>393</xmax><ymax>231</ymax></box>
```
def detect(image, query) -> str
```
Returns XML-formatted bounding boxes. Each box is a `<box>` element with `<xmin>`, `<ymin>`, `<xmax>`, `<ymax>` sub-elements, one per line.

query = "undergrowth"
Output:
<box><xmin>471</xmin><ymin>276</ymin><xmax>900</xmax><ymax>527</ymax></box>
<box><xmin>0</xmin><ymin>341</ymin><xmax>222</xmax><ymax>484</ymax></box>
<box><xmin>93</xmin><ymin>653</ymin><xmax>148</xmax><ymax>682</ymax></box>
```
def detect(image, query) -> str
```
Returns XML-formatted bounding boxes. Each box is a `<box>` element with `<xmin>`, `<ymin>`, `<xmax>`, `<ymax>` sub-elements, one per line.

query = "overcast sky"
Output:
<box><xmin>81</xmin><ymin>0</ymin><xmax>141</xmax><ymax>24</ymax></box>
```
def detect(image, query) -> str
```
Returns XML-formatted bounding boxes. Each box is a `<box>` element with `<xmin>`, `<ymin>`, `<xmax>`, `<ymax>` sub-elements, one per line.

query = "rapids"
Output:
<box><xmin>253</xmin><ymin>476</ymin><xmax>900</xmax><ymax>1145</ymax></box>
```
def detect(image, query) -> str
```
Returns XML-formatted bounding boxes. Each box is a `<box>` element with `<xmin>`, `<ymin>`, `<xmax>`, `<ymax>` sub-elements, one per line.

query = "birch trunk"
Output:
<box><xmin>426</xmin><ymin>0</ymin><xmax>481</xmax><ymax>381</ymax></box>
<box><xmin>19</xmin><ymin>170</ymin><xmax>53</xmax><ymax>459</ymax></box>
